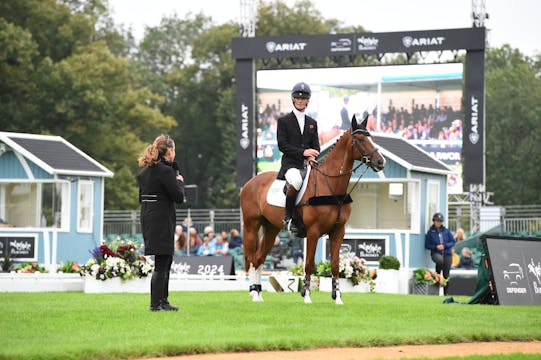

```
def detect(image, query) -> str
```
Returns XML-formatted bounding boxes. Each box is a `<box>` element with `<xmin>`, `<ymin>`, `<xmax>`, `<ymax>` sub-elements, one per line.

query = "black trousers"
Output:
<box><xmin>151</xmin><ymin>254</ymin><xmax>173</xmax><ymax>307</ymax></box>
<box><xmin>431</xmin><ymin>253</ymin><xmax>452</xmax><ymax>295</ymax></box>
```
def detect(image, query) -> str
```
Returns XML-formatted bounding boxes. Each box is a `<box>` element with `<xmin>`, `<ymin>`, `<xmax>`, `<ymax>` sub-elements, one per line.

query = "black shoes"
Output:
<box><xmin>149</xmin><ymin>301</ymin><xmax>179</xmax><ymax>312</ymax></box>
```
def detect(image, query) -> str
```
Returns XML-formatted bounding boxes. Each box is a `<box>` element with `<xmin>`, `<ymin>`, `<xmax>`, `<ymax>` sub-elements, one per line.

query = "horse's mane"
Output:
<box><xmin>317</xmin><ymin>129</ymin><xmax>350</xmax><ymax>165</ymax></box>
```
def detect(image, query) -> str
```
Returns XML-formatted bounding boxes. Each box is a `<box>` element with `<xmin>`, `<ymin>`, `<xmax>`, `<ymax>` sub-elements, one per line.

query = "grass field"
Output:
<box><xmin>1</xmin><ymin>291</ymin><xmax>540</xmax><ymax>359</ymax></box>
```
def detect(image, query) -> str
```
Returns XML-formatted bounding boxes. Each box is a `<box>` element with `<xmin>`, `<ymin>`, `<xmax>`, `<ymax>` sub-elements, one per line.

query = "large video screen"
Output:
<box><xmin>256</xmin><ymin>63</ymin><xmax>464</xmax><ymax>193</ymax></box>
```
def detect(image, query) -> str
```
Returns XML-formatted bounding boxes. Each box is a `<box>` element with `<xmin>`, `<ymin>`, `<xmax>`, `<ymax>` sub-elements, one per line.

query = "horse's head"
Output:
<box><xmin>350</xmin><ymin>114</ymin><xmax>385</xmax><ymax>172</ymax></box>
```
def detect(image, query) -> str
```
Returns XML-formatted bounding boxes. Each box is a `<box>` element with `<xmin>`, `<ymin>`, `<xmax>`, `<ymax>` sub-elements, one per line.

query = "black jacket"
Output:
<box><xmin>276</xmin><ymin>111</ymin><xmax>320</xmax><ymax>179</ymax></box>
<box><xmin>138</xmin><ymin>159</ymin><xmax>184</xmax><ymax>255</ymax></box>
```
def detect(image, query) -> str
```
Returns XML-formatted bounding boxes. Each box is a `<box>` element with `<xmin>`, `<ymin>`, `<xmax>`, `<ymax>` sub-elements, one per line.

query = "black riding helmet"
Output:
<box><xmin>291</xmin><ymin>82</ymin><xmax>311</xmax><ymax>99</ymax></box>
<box><xmin>432</xmin><ymin>212</ymin><xmax>444</xmax><ymax>222</ymax></box>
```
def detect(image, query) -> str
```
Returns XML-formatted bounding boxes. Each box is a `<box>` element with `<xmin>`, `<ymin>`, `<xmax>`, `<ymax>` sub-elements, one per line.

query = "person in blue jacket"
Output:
<box><xmin>425</xmin><ymin>212</ymin><xmax>456</xmax><ymax>295</ymax></box>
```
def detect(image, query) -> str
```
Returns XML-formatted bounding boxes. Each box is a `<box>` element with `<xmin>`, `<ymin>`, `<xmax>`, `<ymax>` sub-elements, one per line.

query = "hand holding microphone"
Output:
<box><xmin>171</xmin><ymin>161</ymin><xmax>184</xmax><ymax>182</ymax></box>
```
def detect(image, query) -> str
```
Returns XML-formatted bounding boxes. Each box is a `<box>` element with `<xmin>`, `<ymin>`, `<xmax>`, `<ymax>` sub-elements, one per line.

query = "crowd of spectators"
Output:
<box><xmin>373</xmin><ymin>101</ymin><xmax>463</xmax><ymax>141</ymax></box>
<box><xmin>173</xmin><ymin>218</ymin><xmax>243</xmax><ymax>257</ymax></box>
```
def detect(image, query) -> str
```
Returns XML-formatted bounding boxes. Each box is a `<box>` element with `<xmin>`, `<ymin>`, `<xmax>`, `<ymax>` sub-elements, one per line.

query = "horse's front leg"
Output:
<box><xmin>301</xmin><ymin>232</ymin><xmax>320</xmax><ymax>304</ymax></box>
<box><xmin>330</xmin><ymin>226</ymin><xmax>346</xmax><ymax>305</ymax></box>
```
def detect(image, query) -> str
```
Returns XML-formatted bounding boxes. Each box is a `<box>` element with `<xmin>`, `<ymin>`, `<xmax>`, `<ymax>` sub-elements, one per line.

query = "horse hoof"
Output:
<box><xmin>303</xmin><ymin>289</ymin><xmax>312</xmax><ymax>304</ymax></box>
<box><xmin>335</xmin><ymin>291</ymin><xmax>344</xmax><ymax>305</ymax></box>
<box><xmin>250</xmin><ymin>290</ymin><xmax>260</xmax><ymax>302</ymax></box>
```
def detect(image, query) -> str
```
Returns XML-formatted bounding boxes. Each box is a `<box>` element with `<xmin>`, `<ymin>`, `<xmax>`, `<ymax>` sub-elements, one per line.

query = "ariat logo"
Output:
<box><xmin>240</xmin><ymin>103</ymin><xmax>250</xmax><ymax>150</ymax></box>
<box><xmin>266</xmin><ymin>41</ymin><xmax>307</xmax><ymax>53</ymax></box>
<box><xmin>402</xmin><ymin>36</ymin><xmax>445</xmax><ymax>48</ymax></box>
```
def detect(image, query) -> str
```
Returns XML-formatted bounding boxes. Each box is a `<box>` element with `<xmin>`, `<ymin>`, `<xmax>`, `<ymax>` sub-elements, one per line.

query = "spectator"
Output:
<box><xmin>220</xmin><ymin>230</ymin><xmax>229</xmax><ymax>244</ymax></box>
<box><xmin>187</xmin><ymin>227</ymin><xmax>202</xmax><ymax>255</ymax></box>
<box><xmin>455</xmin><ymin>228</ymin><xmax>466</xmax><ymax>242</ymax></box>
<box><xmin>213</xmin><ymin>235</ymin><xmax>229</xmax><ymax>256</ymax></box>
<box><xmin>452</xmin><ymin>228</ymin><xmax>466</xmax><ymax>267</ymax></box>
<box><xmin>229</xmin><ymin>228</ymin><xmax>243</xmax><ymax>249</ymax></box>
<box><xmin>204</xmin><ymin>226</ymin><xmax>216</xmax><ymax>247</ymax></box>
<box><xmin>340</xmin><ymin>95</ymin><xmax>350</xmax><ymax>130</ymax></box>
<box><xmin>289</xmin><ymin>234</ymin><xmax>304</xmax><ymax>265</ymax></box>
<box><xmin>174</xmin><ymin>225</ymin><xmax>186</xmax><ymax>256</ymax></box>
<box><xmin>457</xmin><ymin>247</ymin><xmax>474</xmax><ymax>269</ymax></box>
<box><xmin>425</xmin><ymin>212</ymin><xmax>456</xmax><ymax>296</ymax></box>
<box><xmin>197</xmin><ymin>236</ymin><xmax>215</xmax><ymax>256</ymax></box>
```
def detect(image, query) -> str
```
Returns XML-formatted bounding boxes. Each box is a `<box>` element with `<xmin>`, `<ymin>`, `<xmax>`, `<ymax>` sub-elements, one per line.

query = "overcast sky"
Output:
<box><xmin>110</xmin><ymin>0</ymin><xmax>540</xmax><ymax>57</ymax></box>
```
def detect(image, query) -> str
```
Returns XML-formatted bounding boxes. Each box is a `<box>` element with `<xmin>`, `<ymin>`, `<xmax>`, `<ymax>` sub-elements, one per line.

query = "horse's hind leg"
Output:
<box><xmin>252</xmin><ymin>221</ymin><xmax>280</xmax><ymax>302</ymax></box>
<box><xmin>243</xmin><ymin>216</ymin><xmax>264</xmax><ymax>302</ymax></box>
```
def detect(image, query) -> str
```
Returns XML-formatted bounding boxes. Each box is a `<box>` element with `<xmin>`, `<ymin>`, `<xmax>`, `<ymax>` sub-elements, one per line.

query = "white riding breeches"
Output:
<box><xmin>285</xmin><ymin>168</ymin><xmax>303</xmax><ymax>190</ymax></box>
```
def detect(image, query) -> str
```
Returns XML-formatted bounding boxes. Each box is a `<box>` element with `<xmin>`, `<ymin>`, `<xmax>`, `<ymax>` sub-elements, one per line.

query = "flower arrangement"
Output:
<box><xmin>316</xmin><ymin>253</ymin><xmax>377</xmax><ymax>291</ymax></box>
<box><xmin>79</xmin><ymin>242</ymin><xmax>154</xmax><ymax>281</ymax></box>
<box><xmin>413</xmin><ymin>268</ymin><xmax>448</xmax><ymax>287</ymax></box>
<box><xmin>57</xmin><ymin>261</ymin><xmax>80</xmax><ymax>273</ymax></box>
<box><xmin>12</xmin><ymin>262</ymin><xmax>48</xmax><ymax>273</ymax></box>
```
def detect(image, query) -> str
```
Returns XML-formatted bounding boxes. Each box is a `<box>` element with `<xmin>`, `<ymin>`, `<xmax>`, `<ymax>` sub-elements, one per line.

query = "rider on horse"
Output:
<box><xmin>276</xmin><ymin>82</ymin><xmax>320</xmax><ymax>235</ymax></box>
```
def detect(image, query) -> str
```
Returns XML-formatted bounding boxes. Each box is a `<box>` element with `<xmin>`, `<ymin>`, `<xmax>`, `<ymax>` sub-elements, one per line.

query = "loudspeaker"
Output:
<box><xmin>184</xmin><ymin>184</ymin><xmax>198</xmax><ymax>207</ymax></box>
<box><xmin>482</xmin><ymin>235</ymin><xmax>541</xmax><ymax>305</ymax></box>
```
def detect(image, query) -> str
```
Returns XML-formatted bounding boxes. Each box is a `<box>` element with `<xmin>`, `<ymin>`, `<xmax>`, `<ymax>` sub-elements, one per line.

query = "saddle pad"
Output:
<box><xmin>266</xmin><ymin>165</ymin><xmax>311</xmax><ymax>207</ymax></box>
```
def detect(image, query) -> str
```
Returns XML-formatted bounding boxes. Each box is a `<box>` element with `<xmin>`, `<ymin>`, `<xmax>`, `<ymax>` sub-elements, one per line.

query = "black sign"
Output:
<box><xmin>483</xmin><ymin>235</ymin><xmax>541</xmax><ymax>305</ymax></box>
<box><xmin>171</xmin><ymin>256</ymin><xmax>235</xmax><ymax>276</ymax></box>
<box><xmin>326</xmin><ymin>238</ymin><xmax>386</xmax><ymax>262</ymax></box>
<box><xmin>235</xmin><ymin>59</ymin><xmax>255</xmax><ymax>186</ymax></box>
<box><xmin>463</xmin><ymin>50</ymin><xmax>485</xmax><ymax>186</ymax></box>
<box><xmin>0</xmin><ymin>235</ymin><xmax>37</xmax><ymax>261</ymax></box>
<box><xmin>232</xmin><ymin>28</ymin><xmax>485</xmax><ymax>59</ymax></box>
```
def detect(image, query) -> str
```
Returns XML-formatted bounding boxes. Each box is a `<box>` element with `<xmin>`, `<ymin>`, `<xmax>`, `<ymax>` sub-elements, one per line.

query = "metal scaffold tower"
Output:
<box><xmin>239</xmin><ymin>0</ymin><xmax>257</xmax><ymax>37</ymax></box>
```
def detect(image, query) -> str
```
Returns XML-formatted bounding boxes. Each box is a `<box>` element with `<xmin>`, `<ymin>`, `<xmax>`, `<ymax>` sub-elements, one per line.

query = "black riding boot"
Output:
<box><xmin>283</xmin><ymin>185</ymin><xmax>298</xmax><ymax>235</ymax></box>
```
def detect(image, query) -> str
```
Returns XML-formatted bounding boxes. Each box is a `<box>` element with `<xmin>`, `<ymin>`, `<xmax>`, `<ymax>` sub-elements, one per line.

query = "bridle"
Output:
<box><xmin>307</xmin><ymin>128</ymin><xmax>379</xmax><ymax>225</ymax></box>
<box><xmin>311</xmin><ymin>128</ymin><xmax>379</xmax><ymax>177</ymax></box>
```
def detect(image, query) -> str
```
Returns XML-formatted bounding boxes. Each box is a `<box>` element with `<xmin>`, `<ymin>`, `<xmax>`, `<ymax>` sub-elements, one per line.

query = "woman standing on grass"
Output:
<box><xmin>138</xmin><ymin>134</ymin><xmax>184</xmax><ymax>312</ymax></box>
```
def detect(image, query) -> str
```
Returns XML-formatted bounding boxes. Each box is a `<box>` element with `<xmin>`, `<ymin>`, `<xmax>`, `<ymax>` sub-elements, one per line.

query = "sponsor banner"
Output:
<box><xmin>463</xmin><ymin>50</ymin><xmax>485</xmax><ymax>186</ymax></box>
<box><xmin>171</xmin><ymin>256</ymin><xmax>235</xmax><ymax>276</ymax></box>
<box><xmin>0</xmin><ymin>234</ymin><xmax>37</xmax><ymax>261</ymax></box>
<box><xmin>326</xmin><ymin>237</ymin><xmax>387</xmax><ymax>263</ymax></box>
<box><xmin>483</xmin><ymin>236</ymin><xmax>541</xmax><ymax>305</ymax></box>
<box><xmin>235</xmin><ymin>59</ymin><xmax>255</xmax><ymax>186</ymax></box>
<box><xmin>232</xmin><ymin>28</ymin><xmax>485</xmax><ymax>59</ymax></box>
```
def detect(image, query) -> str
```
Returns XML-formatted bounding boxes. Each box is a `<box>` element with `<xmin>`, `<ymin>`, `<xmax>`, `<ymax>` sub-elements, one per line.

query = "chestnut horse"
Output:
<box><xmin>240</xmin><ymin>115</ymin><xmax>385</xmax><ymax>304</ymax></box>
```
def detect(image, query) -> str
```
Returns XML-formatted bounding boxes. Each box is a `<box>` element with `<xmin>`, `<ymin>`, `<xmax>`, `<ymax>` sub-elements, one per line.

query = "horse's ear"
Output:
<box><xmin>361</xmin><ymin>112</ymin><xmax>368</xmax><ymax>129</ymax></box>
<box><xmin>351</xmin><ymin>114</ymin><xmax>358</xmax><ymax>130</ymax></box>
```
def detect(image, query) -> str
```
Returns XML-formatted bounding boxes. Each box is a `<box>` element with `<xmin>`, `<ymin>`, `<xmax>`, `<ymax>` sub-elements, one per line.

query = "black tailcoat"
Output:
<box><xmin>138</xmin><ymin>160</ymin><xmax>184</xmax><ymax>255</ymax></box>
<box><xmin>276</xmin><ymin>111</ymin><xmax>320</xmax><ymax>179</ymax></box>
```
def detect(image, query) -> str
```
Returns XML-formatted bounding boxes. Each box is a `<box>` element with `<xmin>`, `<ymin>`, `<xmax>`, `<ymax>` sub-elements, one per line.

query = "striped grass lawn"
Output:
<box><xmin>1</xmin><ymin>291</ymin><xmax>540</xmax><ymax>359</ymax></box>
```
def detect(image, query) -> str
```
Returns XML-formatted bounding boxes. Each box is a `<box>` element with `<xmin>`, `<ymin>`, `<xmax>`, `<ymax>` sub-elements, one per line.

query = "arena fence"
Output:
<box><xmin>104</xmin><ymin>205</ymin><xmax>541</xmax><ymax>241</ymax></box>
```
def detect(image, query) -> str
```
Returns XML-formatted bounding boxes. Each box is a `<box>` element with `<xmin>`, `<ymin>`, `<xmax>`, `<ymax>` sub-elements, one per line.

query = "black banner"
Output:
<box><xmin>483</xmin><ymin>235</ymin><xmax>541</xmax><ymax>305</ymax></box>
<box><xmin>463</xmin><ymin>50</ymin><xmax>485</xmax><ymax>186</ymax></box>
<box><xmin>232</xmin><ymin>28</ymin><xmax>485</xmax><ymax>59</ymax></box>
<box><xmin>0</xmin><ymin>235</ymin><xmax>37</xmax><ymax>260</ymax></box>
<box><xmin>235</xmin><ymin>59</ymin><xmax>255</xmax><ymax>186</ymax></box>
<box><xmin>171</xmin><ymin>256</ymin><xmax>235</xmax><ymax>276</ymax></box>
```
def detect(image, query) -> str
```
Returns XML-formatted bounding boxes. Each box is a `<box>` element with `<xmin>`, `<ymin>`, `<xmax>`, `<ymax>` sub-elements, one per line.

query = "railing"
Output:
<box><xmin>103</xmin><ymin>209</ymin><xmax>242</xmax><ymax>239</ymax></box>
<box><xmin>104</xmin><ymin>205</ymin><xmax>541</xmax><ymax>241</ymax></box>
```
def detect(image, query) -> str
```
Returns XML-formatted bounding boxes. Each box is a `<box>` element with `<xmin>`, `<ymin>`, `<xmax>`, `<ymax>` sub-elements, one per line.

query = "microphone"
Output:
<box><xmin>172</xmin><ymin>161</ymin><xmax>180</xmax><ymax>176</ymax></box>
<box><xmin>172</xmin><ymin>161</ymin><xmax>186</xmax><ymax>203</ymax></box>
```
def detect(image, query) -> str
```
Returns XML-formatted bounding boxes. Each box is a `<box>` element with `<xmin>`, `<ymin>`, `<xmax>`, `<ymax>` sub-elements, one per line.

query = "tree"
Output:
<box><xmin>485</xmin><ymin>45</ymin><xmax>541</xmax><ymax>205</ymax></box>
<box><xmin>0</xmin><ymin>0</ymin><xmax>176</xmax><ymax>209</ymax></box>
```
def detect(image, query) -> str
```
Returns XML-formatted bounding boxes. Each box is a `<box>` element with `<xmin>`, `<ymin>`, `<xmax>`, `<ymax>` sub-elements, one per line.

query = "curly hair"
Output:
<box><xmin>138</xmin><ymin>134</ymin><xmax>175</xmax><ymax>167</ymax></box>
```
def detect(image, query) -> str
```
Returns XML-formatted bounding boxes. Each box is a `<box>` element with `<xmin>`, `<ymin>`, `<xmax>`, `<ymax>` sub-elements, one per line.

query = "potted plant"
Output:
<box><xmin>411</xmin><ymin>268</ymin><xmax>448</xmax><ymax>295</ymax></box>
<box><xmin>317</xmin><ymin>253</ymin><xmax>377</xmax><ymax>293</ymax></box>
<box><xmin>376</xmin><ymin>255</ymin><xmax>401</xmax><ymax>293</ymax></box>
<box><xmin>79</xmin><ymin>242</ymin><xmax>154</xmax><ymax>293</ymax></box>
